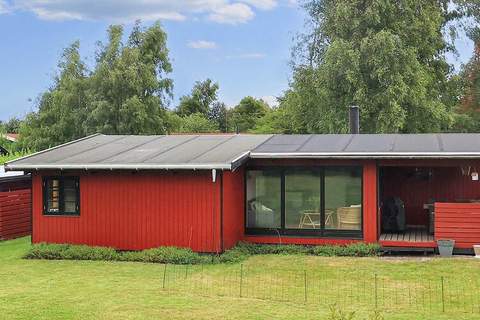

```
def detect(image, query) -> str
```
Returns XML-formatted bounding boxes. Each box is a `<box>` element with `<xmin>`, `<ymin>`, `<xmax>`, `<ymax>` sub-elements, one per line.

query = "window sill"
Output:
<box><xmin>245</xmin><ymin>229</ymin><xmax>363</xmax><ymax>240</ymax></box>
<box><xmin>42</xmin><ymin>214</ymin><xmax>80</xmax><ymax>217</ymax></box>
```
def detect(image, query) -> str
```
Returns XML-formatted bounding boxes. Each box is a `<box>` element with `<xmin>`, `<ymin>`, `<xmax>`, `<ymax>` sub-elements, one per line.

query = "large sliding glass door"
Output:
<box><xmin>245</xmin><ymin>166</ymin><xmax>363</xmax><ymax>238</ymax></box>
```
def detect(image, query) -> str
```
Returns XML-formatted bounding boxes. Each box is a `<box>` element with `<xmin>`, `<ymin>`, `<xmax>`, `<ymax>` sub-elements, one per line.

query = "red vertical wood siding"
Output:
<box><xmin>32</xmin><ymin>171</ymin><xmax>222</xmax><ymax>253</ymax></box>
<box><xmin>381</xmin><ymin>165</ymin><xmax>480</xmax><ymax>226</ymax></box>
<box><xmin>222</xmin><ymin>168</ymin><xmax>245</xmax><ymax>250</ymax></box>
<box><xmin>0</xmin><ymin>189</ymin><xmax>31</xmax><ymax>240</ymax></box>
<box><xmin>435</xmin><ymin>202</ymin><xmax>480</xmax><ymax>249</ymax></box>
<box><xmin>363</xmin><ymin>160</ymin><xmax>378</xmax><ymax>243</ymax></box>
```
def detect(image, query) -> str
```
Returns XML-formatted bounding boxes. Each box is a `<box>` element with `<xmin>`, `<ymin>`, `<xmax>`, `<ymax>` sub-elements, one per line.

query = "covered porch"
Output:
<box><xmin>378</xmin><ymin>160</ymin><xmax>480</xmax><ymax>252</ymax></box>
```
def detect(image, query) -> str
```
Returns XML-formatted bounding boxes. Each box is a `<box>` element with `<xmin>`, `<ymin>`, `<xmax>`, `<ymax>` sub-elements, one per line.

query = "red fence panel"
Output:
<box><xmin>0</xmin><ymin>189</ymin><xmax>31</xmax><ymax>240</ymax></box>
<box><xmin>435</xmin><ymin>202</ymin><xmax>480</xmax><ymax>249</ymax></box>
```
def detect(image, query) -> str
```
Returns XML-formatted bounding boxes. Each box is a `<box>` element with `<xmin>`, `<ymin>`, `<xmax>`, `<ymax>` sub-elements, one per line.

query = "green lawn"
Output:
<box><xmin>0</xmin><ymin>237</ymin><xmax>479</xmax><ymax>320</ymax></box>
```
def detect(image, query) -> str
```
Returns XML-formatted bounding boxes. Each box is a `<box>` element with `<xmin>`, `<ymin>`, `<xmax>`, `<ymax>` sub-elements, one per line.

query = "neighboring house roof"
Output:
<box><xmin>5</xmin><ymin>133</ymin><xmax>273</xmax><ymax>171</ymax></box>
<box><xmin>6</xmin><ymin>133</ymin><xmax>480</xmax><ymax>172</ymax></box>
<box><xmin>2</xmin><ymin>133</ymin><xmax>19</xmax><ymax>142</ymax></box>
<box><xmin>0</xmin><ymin>165</ymin><xmax>26</xmax><ymax>179</ymax></box>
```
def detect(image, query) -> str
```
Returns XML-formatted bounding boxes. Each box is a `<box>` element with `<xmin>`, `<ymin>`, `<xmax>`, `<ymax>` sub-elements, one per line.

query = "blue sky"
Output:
<box><xmin>0</xmin><ymin>0</ymin><xmax>474</xmax><ymax>122</ymax></box>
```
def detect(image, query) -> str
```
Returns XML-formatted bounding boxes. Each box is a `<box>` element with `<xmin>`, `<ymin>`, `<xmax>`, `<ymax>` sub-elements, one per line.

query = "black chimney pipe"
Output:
<box><xmin>349</xmin><ymin>106</ymin><xmax>359</xmax><ymax>134</ymax></box>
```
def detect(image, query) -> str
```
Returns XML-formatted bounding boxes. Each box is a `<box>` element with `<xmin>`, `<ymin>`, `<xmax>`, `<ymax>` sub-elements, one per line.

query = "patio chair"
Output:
<box><xmin>337</xmin><ymin>206</ymin><xmax>362</xmax><ymax>230</ymax></box>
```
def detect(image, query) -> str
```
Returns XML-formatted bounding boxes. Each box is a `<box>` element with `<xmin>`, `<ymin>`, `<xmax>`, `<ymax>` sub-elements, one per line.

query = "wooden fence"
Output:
<box><xmin>0</xmin><ymin>189</ymin><xmax>31</xmax><ymax>240</ymax></box>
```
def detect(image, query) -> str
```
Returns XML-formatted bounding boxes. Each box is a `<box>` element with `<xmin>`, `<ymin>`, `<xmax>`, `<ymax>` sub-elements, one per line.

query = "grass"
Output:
<box><xmin>1</xmin><ymin>237</ymin><xmax>479</xmax><ymax>319</ymax></box>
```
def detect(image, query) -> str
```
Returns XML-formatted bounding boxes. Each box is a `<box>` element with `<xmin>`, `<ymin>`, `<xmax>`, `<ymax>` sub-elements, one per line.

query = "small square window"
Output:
<box><xmin>43</xmin><ymin>177</ymin><xmax>80</xmax><ymax>215</ymax></box>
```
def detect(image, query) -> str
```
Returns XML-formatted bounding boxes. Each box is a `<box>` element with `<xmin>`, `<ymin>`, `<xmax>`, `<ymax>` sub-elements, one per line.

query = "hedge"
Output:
<box><xmin>25</xmin><ymin>242</ymin><xmax>381</xmax><ymax>264</ymax></box>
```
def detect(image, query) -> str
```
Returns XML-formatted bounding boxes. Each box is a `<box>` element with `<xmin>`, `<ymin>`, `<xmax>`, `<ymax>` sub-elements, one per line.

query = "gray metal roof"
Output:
<box><xmin>251</xmin><ymin>134</ymin><xmax>480</xmax><ymax>159</ymax></box>
<box><xmin>6</xmin><ymin>133</ymin><xmax>480</xmax><ymax>172</ymax></box>
<box><xmin>5</xmin><ymin>134</ymin><xmax>272</xmax><ymax>171</ymax></box>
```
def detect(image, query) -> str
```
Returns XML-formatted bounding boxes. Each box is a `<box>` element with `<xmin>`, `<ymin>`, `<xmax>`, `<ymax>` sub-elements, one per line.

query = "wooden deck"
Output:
<box><xmin>379</xmin><ymin>229</ymin><xmax>436</xmax><ymax>251</ymax></box>
<box><xmin>380</xmin><ymin>229</ymin><xmax>434</xmax><ymax>242</ymax></box>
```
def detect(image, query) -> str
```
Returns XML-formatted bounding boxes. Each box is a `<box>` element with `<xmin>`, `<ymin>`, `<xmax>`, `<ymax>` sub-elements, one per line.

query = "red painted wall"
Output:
<box><xmin>380</xmin><ymin>165</ymin><xmax>480</xmax><ymax>226</ymax></box>
<box><xmin>222</xmin><ymin>169</ymin><xmax>245</xmax><ymax>250</ymax></box>
<box><xmin>435</xmin><ymin>202</ymin><xmax>480</xmax><ymax>249</ymax></box>
<box><xmin>0</xmin><ymin>189</ymin><xmax>31</xmax><ymax>240</ymax></box>
<box><xmin>32</xmin><ymin>171</ymin><xmax>222</xmax><ymax>253</ymax></box>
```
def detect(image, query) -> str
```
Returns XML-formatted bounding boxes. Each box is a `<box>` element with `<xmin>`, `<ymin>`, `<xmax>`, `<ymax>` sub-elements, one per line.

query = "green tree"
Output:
<box><xmin>19</xmin><ymin>42</ymin><xmax>89</xmax><ymax>151</ymax></box>
<box><xmin>283</xmin><ymin>0</ymin><xmax>479</xmax><ymax>133</ymax></box>
<box><xmin>170</xmin><ymin>113</ymin><xmax>218</xmax><ymax>133</ymax></box>
<box><xmin>231</xmin><ymin>96</ymin><xmax>270</xmax><ymax>132</ymax></box>
<box><xmin>456</xmin><ymin>37</ymin><xmax>480</xmax><ymax>131</ymax></box>
<box><xmin>18</xmin><ymin>22</ymin><xmax>173</xmax><ymax>151</ymax></box>
<box><xmin>1</xmin><ymin>117</ymin><xmax>22</xmax><ymax>134</ymax></box>
<box><xmin>176</xmin><ymin>79</ymin><xmax>219</xmax><ymax>117</ymax></box>
<box><xmin>86</xmin><ymin>22</ymin><xmax>173</xmax><ymax>134</ymax></box>
<box><xmin>208</xmin><ymin>101</ymin><xmax>229</xmax><ymax>132</ymax></box>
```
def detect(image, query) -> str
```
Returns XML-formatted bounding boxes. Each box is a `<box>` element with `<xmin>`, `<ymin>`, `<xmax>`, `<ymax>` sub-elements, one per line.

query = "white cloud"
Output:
<box><xmin>260</xmin><ymin>95</ymin><xmax>279</xmax><ymax>107</ymax></box>
<box><xmin>227</xmin><ymin>52</ymin><xmax>266</xmax><ymax>59</ymax></box>
<box><xmin>240</xmin><ymin>0</ymin><xmax>277</xmax><ymax>10</ymax></box>
<box><xmin>0</xmin><ymin>0</ymin><xmax>10</xmax><ymax>14</ymax></box>
<box><xmin>10</xmin><ymin>0</ymin><xmax>270</xmax><ymax>24</ymax></box>
<box><xmin>208</xmin><ymin>3</ymin><xmax>254</xmax><ymax>24</ymax></box>
<box><xmin>188</xmin><ymin>40</ymin><xmax>217</xmax><ymax>49</ymax></box>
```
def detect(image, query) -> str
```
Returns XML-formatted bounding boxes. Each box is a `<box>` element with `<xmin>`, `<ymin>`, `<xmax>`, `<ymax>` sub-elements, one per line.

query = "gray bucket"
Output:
<box><xmin>437</xmin><ymin>239</ymin><xmax>455</xmax><ymax>257</ymax></box>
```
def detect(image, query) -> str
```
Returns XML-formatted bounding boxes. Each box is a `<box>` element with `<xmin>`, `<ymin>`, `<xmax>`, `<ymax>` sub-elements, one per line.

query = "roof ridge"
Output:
<box><xmin>5</xmin><ymin>133</ymin><xmax>102</xmax><ymax>168</ymax></box>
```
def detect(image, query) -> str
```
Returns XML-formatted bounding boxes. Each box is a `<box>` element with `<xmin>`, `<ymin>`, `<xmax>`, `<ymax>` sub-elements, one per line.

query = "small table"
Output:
<box><xmin>298</xmin><ymin>210</ymin><xmax>336</xmax><ymax>229</ymax></box>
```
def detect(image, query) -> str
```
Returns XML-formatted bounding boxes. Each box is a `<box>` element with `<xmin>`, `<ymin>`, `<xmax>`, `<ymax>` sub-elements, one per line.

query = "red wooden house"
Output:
<box><xmin>5</xmin><ymin>133</ymin><xmax>480</xmax><ymax>253</ymax></box>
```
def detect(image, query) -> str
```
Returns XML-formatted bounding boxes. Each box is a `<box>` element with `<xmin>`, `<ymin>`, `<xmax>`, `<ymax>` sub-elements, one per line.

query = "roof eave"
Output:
<box><xmin>5</xmin><ymin>163</ymin><xmax>233</xmax><ymax>171</ymax></box>
<box><xmin>250</xmin><ymin>152</ymin><xmax>480</xmax><ymax>159</ymax></box>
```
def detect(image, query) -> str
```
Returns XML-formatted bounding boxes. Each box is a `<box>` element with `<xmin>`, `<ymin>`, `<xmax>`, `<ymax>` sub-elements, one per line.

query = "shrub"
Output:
<box><xmin>138</xmin><ymin>247</ymin><xmax>208</xmax><ymax>265</ymax></box>
<box><xmin>25</xmin><ymin>242</ymin><xmax>381</xmax><ymax>265</ymax></box>
<box><xmin>214</xmin><ymin>247</ymin><xmax>249</xmax><ymax>264</ymax></box>
<box><xmin>235</xmin><ymin>242</ymin><xmax>313</xmax><ymax>255</ymax></box>
<box><xmin>25</xmin><ymin>243</ymin><xmax>118</xmax><ymax>261</ymax></box>
<box><xmin>313</xmin><ymin>243</ymin><xmax>381</xmax><ymax>257</ymax></box>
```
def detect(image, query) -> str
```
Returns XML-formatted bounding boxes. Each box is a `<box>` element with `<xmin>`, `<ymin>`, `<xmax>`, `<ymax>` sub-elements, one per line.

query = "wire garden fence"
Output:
<box><xmin>159</xmin><ymin>263</ymin><xmax>480</xmax><ymax>314</ymax></box>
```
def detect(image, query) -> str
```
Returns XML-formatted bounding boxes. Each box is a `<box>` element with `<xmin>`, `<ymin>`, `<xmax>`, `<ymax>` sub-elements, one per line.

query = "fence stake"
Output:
<box><xmin>240</xmin><ymin>264</ymin><xmax>244</xmax><ymax>298</ymax></box>
<box><xmin>374</xmin><ymin>273</ymin><xmax>378</xmax><ymax>309</ymax></box>
<box><xmin>441</xmin><ymin>276</ymin><xmax>445</xmax><ymax>313</ymax></box>
<box><xmin>162</xmin><ymin>264</ymin><xmax>167</xmax><ymax>289</ymax></box>
<box><xmin>304</xmin><ymin>270</ymin><xmax>307</xmax><ymax>303</ymax></box>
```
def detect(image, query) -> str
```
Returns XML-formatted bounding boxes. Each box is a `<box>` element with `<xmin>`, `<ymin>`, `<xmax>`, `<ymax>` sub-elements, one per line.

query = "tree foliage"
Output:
<box><xmin>19</xmin><ymin>22</ymin><xmax>173</xmax><ymax>151</ymax></box>
<box><xmin>456</xmin><ymin>39</ymin><xmax>480</xmax><ymax>131</ymax></box>
<box><xmin>176</xmin><ymin>79</ymin><xmax>219</xmax><ymax>117</ymax></box>
<box><xmin>0</xmin><ymin>117</ymin><xmax>22</xmax><ymax>134</ymax></box>
<box><xmin>282</xmin><ymin>0</ymin><xmax>479</xmax><ymax>133</ymax></box>
<box><xmin>19</xmin><ymin>41</ymin><xmax>89</xmax><ymax>151</ymax></box>
<box><xmin>168</xmin><ymin>113</ymin><xmax>218</xmax><ymax>133</ymax></box>
<box><xmin>230</xmin><ymin>96</ymin><xmax>270</xmax><ymax>132</ymax></box>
